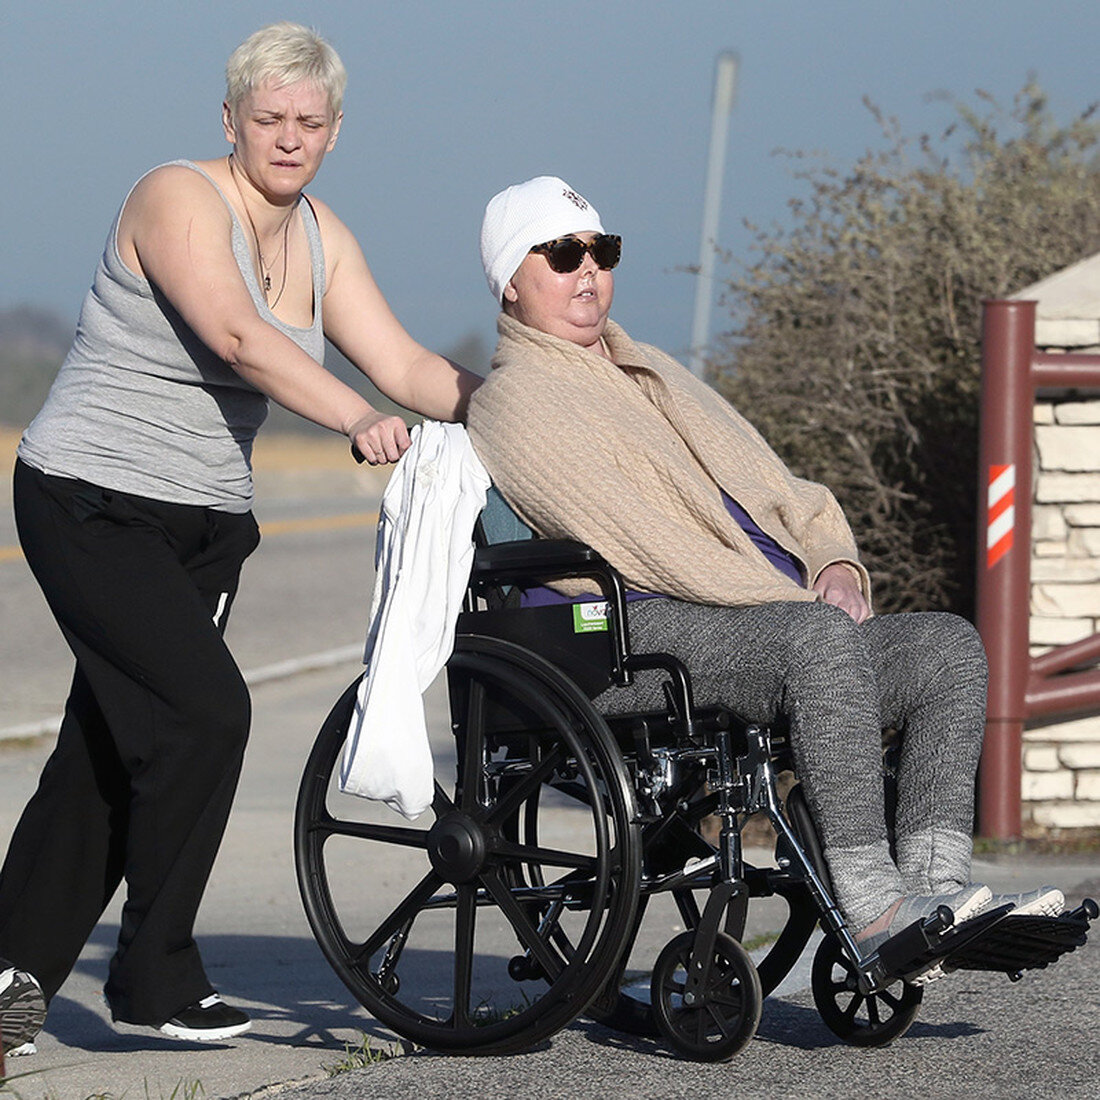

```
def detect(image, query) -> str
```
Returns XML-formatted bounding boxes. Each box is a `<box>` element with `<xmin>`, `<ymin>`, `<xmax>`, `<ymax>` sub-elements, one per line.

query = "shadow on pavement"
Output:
<box><xmin>43</xmin><ymin>924</ymin><xmax>380</xmax><ymax>1053</ymax></box>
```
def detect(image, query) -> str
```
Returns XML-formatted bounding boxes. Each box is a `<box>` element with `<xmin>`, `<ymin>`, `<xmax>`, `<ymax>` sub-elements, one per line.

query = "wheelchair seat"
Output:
<box><xmin>294</xmin><ymin>476</ymin><xmax>1097</xmax><ymax>1062</ymax></box>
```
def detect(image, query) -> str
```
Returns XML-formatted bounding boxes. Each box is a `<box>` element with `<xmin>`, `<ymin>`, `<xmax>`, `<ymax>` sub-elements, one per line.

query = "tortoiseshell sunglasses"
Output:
<box><xmin>529</xmin><ymin>233</ymin><xmax>622</xmax><ymax>273</ymax></box>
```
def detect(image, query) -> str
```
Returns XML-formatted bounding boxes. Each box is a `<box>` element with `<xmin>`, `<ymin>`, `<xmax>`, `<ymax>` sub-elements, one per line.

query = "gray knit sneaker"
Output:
<box><xmin>985</xmin><ymin>885</ymin><xmax>1064</xmax><ymax>918</ymax></box>
<box><xmin>858</xmin><ymin>883</ymin><xmax>993</xmax><ymax>984</ymax></box>
<box><xmin>0</xmin><ymin>961</ymin><xmax>46</xmax><ymax>1055</ymax></box>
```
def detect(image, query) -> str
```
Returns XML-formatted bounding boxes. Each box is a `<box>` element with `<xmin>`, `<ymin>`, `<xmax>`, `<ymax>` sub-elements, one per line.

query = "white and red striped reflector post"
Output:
<box><xmin>986</xmin><ymin>463</ymin><xmax>1015</xmax><ymax>568</ymax></box>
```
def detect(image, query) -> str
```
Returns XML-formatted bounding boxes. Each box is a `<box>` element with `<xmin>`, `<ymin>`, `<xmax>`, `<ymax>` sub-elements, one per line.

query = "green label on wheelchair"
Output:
<box><xmin>573</xmin><ymin>601</ymin><xmax>610</xmax><ymax>633</ymax></box>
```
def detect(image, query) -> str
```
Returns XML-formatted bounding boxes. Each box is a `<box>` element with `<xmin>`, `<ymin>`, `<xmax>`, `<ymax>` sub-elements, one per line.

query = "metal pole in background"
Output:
<box><xmin>975</xmin><ymin>299</ymin><xmax>1036</xmax><ymax>839</ymax></box>
<box><xmin>689</xmin><ymin>51</ymin><xmax>738</xmax><ymax>378</ymax></box>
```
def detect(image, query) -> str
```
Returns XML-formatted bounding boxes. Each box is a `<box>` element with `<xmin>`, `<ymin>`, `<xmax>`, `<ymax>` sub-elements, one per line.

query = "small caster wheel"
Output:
<box><xmin>811</xmin><ymin>934</ymin><xmax>922</xmax><ymax>1047</ymax></box>
<box><xmin>650</xmin><ymin>930</ymin><xmax>762</xmax><ymax>1061</ymax></box>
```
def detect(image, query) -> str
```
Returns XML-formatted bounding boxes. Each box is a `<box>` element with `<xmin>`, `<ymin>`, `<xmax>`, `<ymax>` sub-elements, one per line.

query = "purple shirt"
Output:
<box><xmin>519</xmin><ymin>491</ymin><xmax>803</xmax><ymax>606</ymax></box>
<box><xmin>721</xmin><ymin>492</ymin><xmax>802</xmax><ymax>586</ymax></box>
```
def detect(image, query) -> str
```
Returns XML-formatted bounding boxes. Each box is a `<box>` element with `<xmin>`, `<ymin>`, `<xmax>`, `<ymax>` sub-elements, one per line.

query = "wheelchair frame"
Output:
<box><xmin>295</xmin><ymin>531</ymin><xmax>1096</xmax><ymax>1061</ymax></box>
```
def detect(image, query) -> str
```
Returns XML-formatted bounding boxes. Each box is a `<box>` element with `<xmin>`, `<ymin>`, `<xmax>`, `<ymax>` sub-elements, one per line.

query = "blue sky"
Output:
<box><xmin>5</xmin><ymin>0</ymin><xmax>1100</xmax><ymax>368</ymax></box>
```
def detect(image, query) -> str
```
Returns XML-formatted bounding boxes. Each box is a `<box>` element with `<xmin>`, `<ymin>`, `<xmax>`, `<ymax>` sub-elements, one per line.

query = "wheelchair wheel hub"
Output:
<box><xmin>427</xmin><ymin>812</ymin><xmax>489</xmax><ymax>883</ymax></box>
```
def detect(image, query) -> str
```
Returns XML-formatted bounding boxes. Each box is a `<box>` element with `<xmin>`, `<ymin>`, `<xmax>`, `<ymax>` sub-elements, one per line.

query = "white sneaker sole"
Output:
<box><xmin>159</xmin><ymin>1019</ymin><xmax>252</xmax><ymax>1042</ymax></box>
<box><xmin>1006</xmin><ymin>889</ymin><xmax>1065</xmax><ymax>918</ymax></box>
<box><xmin>0</xmin><ymin>967</ymin><xmax>47</xmax><ymax>1054</ymax></box>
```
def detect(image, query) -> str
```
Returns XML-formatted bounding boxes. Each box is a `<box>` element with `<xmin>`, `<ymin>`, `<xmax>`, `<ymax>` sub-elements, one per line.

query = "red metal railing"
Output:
<box><xmin>977</xmin><ymin>299</ymin><xmax>1100</xmax><ymax>837</ymax></box>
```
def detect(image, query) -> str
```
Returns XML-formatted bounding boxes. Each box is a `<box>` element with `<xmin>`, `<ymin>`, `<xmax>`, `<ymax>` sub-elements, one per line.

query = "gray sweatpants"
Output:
<box><xmin>595</xmin><ymin>598</ymin><xmax>988</xmax><ymax>930</ymax></box>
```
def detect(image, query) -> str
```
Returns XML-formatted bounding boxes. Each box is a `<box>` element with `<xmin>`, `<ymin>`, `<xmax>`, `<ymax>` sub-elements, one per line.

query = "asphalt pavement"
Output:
<box><xmin>4</xmin><ymin>659</ymin><xmax>1095</xmax><ymax>1100</ymax></box>
<box><xmin>1</xmin><ymin>437</ymin><xmax>1097</xmax><ymax>1099</ymax></box>
<box><xmin>278</xmin><ymin>931</ymin><xmax>1100</xmax><ymax>1100</ymax></box>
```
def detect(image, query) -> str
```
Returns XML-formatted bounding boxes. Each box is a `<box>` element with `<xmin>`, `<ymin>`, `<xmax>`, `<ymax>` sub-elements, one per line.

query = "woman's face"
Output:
<box><xmin>223</xmin><ymin>79</ymin><xmax>342</xmax><ymax>200</ymax></box>
<box><xmin>504</xmin><ymin>232</ymin><xmax>614</xmax><ymax>350</ymax></box>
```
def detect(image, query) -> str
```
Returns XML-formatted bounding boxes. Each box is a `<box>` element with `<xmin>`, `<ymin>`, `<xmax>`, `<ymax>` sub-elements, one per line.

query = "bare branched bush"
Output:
<box><xmin>712</xmin><ymin>84</ymin><xmax>1100</xmax><ymax>616</ymax></box>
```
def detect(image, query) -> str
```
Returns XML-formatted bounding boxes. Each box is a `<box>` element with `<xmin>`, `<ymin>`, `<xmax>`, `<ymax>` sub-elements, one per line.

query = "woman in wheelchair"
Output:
<box><xmin>466</xmin><ymin>175</ymin><xmax>1063</xmax><ymax>969</ymax></box>
<box><xmin>293</xmin><ymin>176</ymin><xmax>1094</xmax><ymax>1062</ymax></box>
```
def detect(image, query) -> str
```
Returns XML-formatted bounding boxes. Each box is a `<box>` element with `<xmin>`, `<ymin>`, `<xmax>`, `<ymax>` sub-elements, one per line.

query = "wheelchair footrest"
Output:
<box><xmin>943</xmin><ymin>900</ymin><xmax>1096</xmax><ymax>978</ymax></box>
<box><xmin>877</xmin><ymin>906</ymin><xmax>1007</xmax><ymax>977</ymax></box>
<box><xmin>877</xmin><ymin>897</ymin><xmax>1096</xmax><ymax>983</ymax></box>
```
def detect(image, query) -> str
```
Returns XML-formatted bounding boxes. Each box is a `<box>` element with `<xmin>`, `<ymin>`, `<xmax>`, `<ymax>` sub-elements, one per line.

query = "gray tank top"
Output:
<box><xmin>19</xmin><ymin>160</ymin><xmax>326</xmax><ymax>513</ymax></box>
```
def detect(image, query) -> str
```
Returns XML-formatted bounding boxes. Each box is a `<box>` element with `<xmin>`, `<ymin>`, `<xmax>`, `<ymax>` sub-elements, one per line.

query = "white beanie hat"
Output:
<box><xmin>480</xmin><ymin>176</ymin><xmax>605</xmax><ymax>302</ymax></box>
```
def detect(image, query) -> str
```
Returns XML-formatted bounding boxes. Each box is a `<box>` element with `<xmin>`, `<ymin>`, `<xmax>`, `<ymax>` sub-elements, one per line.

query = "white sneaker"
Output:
<box><xmin>158</xmin><ymin>993</ymin><xmax>251</xmax><ymax>1042</ymax></box>
<box><xmin>0</xmin><ymin>962</ymin><xmax>47</xmax><ymax>1054</ymax></box>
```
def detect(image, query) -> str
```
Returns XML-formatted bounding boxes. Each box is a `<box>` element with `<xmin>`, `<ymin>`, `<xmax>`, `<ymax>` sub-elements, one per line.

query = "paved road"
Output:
<box><xmin>282</xmin><ymin>942</ymin><xmax>1100</xmax><ymax>1100</ymax></box>
<box><xmin>5</xmin><ymin>662</ymin><xmax>1095</xmax><ymax>1100</ymax></box>
<box><xmin>1</xmin><ymin>442</ymin><xmax>1097</xmax><ymax>1098</ymax></box>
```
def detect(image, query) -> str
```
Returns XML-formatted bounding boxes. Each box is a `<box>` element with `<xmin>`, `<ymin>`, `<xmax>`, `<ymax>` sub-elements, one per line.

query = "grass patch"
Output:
<box><xmin>322</xmin><ymin>1033</ymin><xmax>405</xmax><ymax>1076</ymax></box>
<box><xmin>24</xmin><ymin>1080</ymin><xmax>207</xmax><ymax>1100</ymax></box>
<box><xmin>470</xmin><ymin>990</ymin><xmax>535</xmax><ymax>1026</ymax></box>
<box><xmin>741</xmin><ymin>930</ymin><xmax>780</xmax><ymax>953</ymax></box>
<box><xmin>147</xmin><ymin>1080</ymin><xmax>205</xmax><ymax>1100</ymax></box>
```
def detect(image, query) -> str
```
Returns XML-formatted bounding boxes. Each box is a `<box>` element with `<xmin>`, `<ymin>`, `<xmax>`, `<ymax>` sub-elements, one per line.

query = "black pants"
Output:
<box><xmin>0</xmin><ymin>460</ymin><xmax>260</xmax><ymax>1025</ymax></box>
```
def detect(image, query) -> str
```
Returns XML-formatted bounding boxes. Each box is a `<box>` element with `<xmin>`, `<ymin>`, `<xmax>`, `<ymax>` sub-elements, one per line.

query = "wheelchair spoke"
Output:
<box><xmin>432</xmin><ymin>780</ymin><xmax>456</xmax><ymax>817</ymax></box>
<box><xmin>547</xmin><ymin>909</ymin><xmax>578</xmax><ymax>962</ymax></box>
<box><xmin>353</xmin><ymin>870</ymin><xmax>443</xmax><ymax>964</ymax></box>
<box><xmin>840</xmin><ymin>992</ymin><xmax>864</xmax><ymax>1025</ymax></box>
<box><xmin>659</xmin><ymin>972</ymin><xmax>684</xmax><ymax>1000</ymax></box>
<box><xmin>706</xmin><ymin>1003</ymin><xmax>734</xmax><ymax>1037</ymax></box>
<box><xmin>491</xmin><ymin>839</ymin><xmax>597</xmax><ymax>871</ymax></box>
<box><xmin>485</xmin><ymin>746</ymin><xmax>564</xmax><ymax>827</ymax></box>
<box><xmin>452</xmin><ymin>883</ymin><xmax>477</xmax><ymax>1028</ymax></box>
<box><xmin>322</xmin><ymin>818</ymin><xmax>430</xmax><ymax>849</ymax></box>
<box><xmin>480</xmin><ymin>867</ymin><xmax>565</xmax><ymax>980</ymax></box>
<box><xmin>457</xmin><ymin>678</ymin><xmax>488</xmax><ymax>814</ymax></box>
<box><xmin>693</xmin><ymin>1004</ymin><xmax>708</xmax><ymax>1045</ymax></box>
<box><xmin>707</xmin><ymin>987</ymin><xmax>745</xmax><ymax>1010</ymax></box>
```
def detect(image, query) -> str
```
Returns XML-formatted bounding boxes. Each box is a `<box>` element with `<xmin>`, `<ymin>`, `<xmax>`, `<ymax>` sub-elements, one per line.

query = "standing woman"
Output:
<box><xmin>0</xmin><ymin>23</ymin><xmax>480</xmax><ymax>1051</ymax></box>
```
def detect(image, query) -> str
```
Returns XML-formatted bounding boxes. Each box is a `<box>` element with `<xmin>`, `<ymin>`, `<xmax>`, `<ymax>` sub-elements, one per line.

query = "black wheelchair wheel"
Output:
<box><xmin>811</xmin><ymin>933</ymin><xmax>923</xmax><ymax>1046</ymax></box>
<box><xmin>295</xmin><ymin>634</ymin><xmax>642</xmax><ymax>1055</ymax></box>
<box><xmin>650</xmin><ymin>929</ymin><xmax>762</xmax><ymax>1061</ymax></box>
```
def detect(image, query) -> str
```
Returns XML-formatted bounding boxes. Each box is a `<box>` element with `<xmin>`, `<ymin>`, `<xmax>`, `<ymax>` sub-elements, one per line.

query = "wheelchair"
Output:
<box><xmin>294</xmin><ymin>489</ymin><xmax>1097</xmax><ymax>1062</ymax></box>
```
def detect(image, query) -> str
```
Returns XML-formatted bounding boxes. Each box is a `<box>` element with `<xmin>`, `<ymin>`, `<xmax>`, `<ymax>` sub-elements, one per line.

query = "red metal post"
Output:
<box><xmin>975</xmin><ymin>300</ymin><xmax>1036</xmax><ymax>839</ymax></box>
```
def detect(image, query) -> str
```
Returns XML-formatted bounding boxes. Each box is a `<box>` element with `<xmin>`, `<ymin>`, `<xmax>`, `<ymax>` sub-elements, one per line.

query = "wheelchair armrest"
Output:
<box><xmin>468</xmin><ymin>539</ymin><xmax>634</xmax><ymax>686</ymax></box>
<box><xmin>471</xmin><ymin>538</ymin><xmax>605</xmax><ymax>582</ymax></box>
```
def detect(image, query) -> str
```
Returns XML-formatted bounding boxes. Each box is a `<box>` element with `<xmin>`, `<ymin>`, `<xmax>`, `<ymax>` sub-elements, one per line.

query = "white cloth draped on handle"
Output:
<box><xmin>339</xmin><ymin>421</ymin><xmax>491</xmax><ymax>818</ymax></box>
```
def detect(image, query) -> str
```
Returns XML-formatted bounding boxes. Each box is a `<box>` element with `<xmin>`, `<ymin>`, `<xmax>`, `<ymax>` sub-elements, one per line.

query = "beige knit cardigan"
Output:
<box><xmin>466</xmin><ymin>315</ymin><xmax>871</xmax><ymax>608</ymax></box>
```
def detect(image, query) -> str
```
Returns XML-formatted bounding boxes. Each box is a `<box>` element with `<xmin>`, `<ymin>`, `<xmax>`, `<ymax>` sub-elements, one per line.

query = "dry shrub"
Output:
<box><xmin>712</xmin><ymin>84</ymin><xmax>1100</xmax><ymax>616</ymax></box>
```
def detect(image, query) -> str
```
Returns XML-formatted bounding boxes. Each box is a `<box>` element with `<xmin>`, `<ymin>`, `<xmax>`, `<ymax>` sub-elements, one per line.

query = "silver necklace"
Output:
<box><xmin>227</xmin><ymin>154</ymin><xmax>292</xmax><ymax>308</ymax></box>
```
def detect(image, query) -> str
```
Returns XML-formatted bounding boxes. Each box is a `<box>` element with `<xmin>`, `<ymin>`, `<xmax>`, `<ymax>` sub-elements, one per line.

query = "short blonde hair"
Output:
<box><xmin>225</xmin><ymin>22</ymin><xmax>347</xmax><ymax>122</ymax></box>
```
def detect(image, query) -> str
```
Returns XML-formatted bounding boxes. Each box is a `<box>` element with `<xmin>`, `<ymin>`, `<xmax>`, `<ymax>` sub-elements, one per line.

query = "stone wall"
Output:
<box><xmin>1025</xmin><ymin>397</ymin><xmax>1100</xmax><ymax>830</ymax></box>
